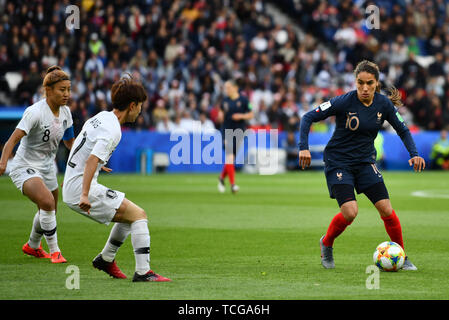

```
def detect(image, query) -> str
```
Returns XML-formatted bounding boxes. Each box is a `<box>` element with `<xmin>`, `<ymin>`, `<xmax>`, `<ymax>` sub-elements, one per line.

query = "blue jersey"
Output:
<box><xmin>299</xmin><ymin>90</ymin><xmax>418</xmax><ymax>168</ymax></box>
<box><xmin>221</xmin><ymin>95</ymin><xmax>251</xmax><ymax>130</ymax></box>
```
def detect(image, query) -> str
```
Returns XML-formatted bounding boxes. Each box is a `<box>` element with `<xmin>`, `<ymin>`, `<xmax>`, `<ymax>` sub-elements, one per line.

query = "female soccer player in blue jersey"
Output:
<box><xmin>298</xmin><ymin>60</ymin><xmax>425</xmax><ymax>270</ymax></box>
<box><xmin>217</xmin><ymin>80</ymin><xmax>253</xmax><ymax>194</ymax></box>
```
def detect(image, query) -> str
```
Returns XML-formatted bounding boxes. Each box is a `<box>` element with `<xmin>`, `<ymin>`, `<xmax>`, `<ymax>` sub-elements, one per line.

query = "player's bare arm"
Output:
<box><xmin>0</xmin><ymin>129</ymin><xmax>26</xmax><ymax>175</ymax></box>
<box><xmin>79</xmin><ymin>154</ymin><xmax>103</xmax><ymax>213</ymax></box>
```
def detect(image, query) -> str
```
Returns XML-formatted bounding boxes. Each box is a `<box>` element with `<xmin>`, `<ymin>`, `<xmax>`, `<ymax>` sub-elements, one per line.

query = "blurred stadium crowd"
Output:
<box><xmin>1</xmin><ymin>0</ymin><xmax>449</xmax><ymax>136</ymax></box>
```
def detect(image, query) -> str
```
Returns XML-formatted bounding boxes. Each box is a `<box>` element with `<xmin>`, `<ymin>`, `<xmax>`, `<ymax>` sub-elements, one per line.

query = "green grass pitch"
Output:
<box><xmin>1</xmin><ymin>171</ymin><xmax>448</xmax><ymax>300</ymax></box>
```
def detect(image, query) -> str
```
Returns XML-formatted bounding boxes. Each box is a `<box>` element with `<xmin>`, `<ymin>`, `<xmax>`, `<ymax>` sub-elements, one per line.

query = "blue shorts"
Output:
<box><xmin>325</xmin><ymin>163</ymin><xmax>385</xmax><ymax>199</ymax></box>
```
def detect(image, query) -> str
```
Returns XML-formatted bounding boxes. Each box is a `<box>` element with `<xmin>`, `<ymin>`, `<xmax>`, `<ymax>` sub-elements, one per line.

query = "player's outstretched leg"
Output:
<box><xmin>92</xmin><ymin>222</ymin><xmax>130</xmax><ymax>278</ymax></box>
<box><xmin>320</xmin><ymin>208</ymin><xmax>355</xmax><ymax>269</ymax></box>
<box><xmin>374</xmin><ymin>198</ymin><xmax>418</xmax><ymax>271</ymax></box>
<box><xmin>22</xmin><ymin>211</ymin><xmax>50</xmax><ymax>258</ymax></box>
<box><xmin>224</xmin><ymin>153</ymin><xmax>238</xmax><ymax>194</ymax></box>
<box><xmin>113</xmin><ymin>199</ymin><xmax>171</xmax><ymax>282</ymax></box>
<box><xmin>39</xmin><ymin>209</ymin><xmax>66</xmax><ymax>263</ymax></box>
<box><xmin>382</xmin><ymin>212</ymin><xmax>417</xmax><ymax>270</ymax></box>
<box><xmin>22</xmin><ymin>179</ymin><xmax>66</xmax><ymax>263</ymax></box>
<box><xmin>130</xmin><ymin>219</ymin><xmax>171</xmax><ymax>282</ymax></box>
<box><xmin>319</xmin><ymin>235</ymin><xmax>335</xmax><ymax>269</ymax></box>
<box><xmin>227</xmin><ymin>164</ymin><xmax>238</xmax><ymax>194</ymax></box>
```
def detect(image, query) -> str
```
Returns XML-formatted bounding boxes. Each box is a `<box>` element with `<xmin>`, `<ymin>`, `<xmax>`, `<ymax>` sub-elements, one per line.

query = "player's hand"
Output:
<box><xmin>408</xmin><ymin>156</ymin><xmax>425</xmax><ymax>172</ymax></box>
<box><xmin>79</xmin><ymin>194</ymin><xmax>91</xmax><ymax>214</ymax></box>
<box><xmin>298</xmin><ymin>150</ymin><xmax>312</xmax><ymax>170</ymax></box>
<box><xmin>101</xmin><ymin>166</ymin><xmax>112</xmax><ymax>173</ymax></box>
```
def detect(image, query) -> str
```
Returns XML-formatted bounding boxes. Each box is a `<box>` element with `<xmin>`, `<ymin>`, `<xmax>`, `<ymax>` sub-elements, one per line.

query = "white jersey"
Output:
<box><xmin>10</xmin><ymin>99</ymin><xmax>73</xmax><ymax>172</ymax></box>
<box><xmin>62</xmin><ymin>111</ymin><xmax>121</xmax><ymax>204</ymax></box>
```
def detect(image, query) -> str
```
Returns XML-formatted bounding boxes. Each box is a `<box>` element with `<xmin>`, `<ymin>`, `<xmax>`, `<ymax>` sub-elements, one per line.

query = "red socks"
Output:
<box><xmin>322</xmin><ymin>210</ymin><xmax>405</xmax><ymax>250</ymax></box>
<box><xmin>220</xmin><ymin>164</ymin><xmax>235</xmax><ymax>185</ymax></box>
<box><xmin>381</xmin><ymin>210</ymin><xmax>404</xmax><ymax>250</ymax></box>
<box><xmin>227</xmin><ymin>164</ymin><xmax>235</xmax><ymax>185</ymax></box>
<box><xmin>220</xmin><ymin>165</ymin><xmax>228</xmax><ymax>180</ymax></box>
<box><xmin>322</xmin><ymin>212</ymin><xmax>352</xmax><ymax>247</ymax></box>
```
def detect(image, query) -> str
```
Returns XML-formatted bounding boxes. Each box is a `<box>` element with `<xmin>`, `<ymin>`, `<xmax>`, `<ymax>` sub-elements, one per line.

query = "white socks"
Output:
<box><xmin>39</xmin><ymin>209</ymin><xmax>60</xmax><ymax>254</ymax></box>
<box><xmin>27</xmin><ymin>211</ymin><xmax>44</xmax><ymax>249</ymax></box>
<box><xmin>101</xmin><ymin>223</ymin><xmax>131</xmax><ymax>262</ymax></box>
<box><xmin>101</xmin><ymin>220</ymin><xmax>151</xmax><ymax>276</ymax></box>
<box><xmin>131</xmin><ymin>219</ymin><xmax>151</xmax><ymax>275</ymax></box>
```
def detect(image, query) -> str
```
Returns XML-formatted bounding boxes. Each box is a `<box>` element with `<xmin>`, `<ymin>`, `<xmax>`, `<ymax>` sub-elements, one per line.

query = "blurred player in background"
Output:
<box><xmin>62</xmin><ymin>75</ymin><xmax>170</xmax><ymax>282</ymax></box>
<box><xmin>217</xmin><ymin>80</ymin><xmax>253</xmax><ymax>194</ymax></box>
<box><xmin>0</xmin><ymin>66</ymin><xmax>74</xmax><ymax>263</ymax></box>
<box><xmin>298</xmin><ymin>60</ymin><xmax>425</xmax><ymax>270</ymax></box>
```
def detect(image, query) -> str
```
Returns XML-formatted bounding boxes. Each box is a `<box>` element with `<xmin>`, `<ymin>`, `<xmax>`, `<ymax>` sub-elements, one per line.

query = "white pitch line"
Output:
<box><xmin>411</xmin><ymin>190</ymin><xmax>449</xmax><ymax>199</ymax></box>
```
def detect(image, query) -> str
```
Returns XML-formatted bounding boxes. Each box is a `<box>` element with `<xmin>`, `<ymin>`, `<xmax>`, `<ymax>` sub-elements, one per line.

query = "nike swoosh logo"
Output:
<box><xmin>348</xmin><ymin>112</ymin><xmax>357</xmax><ymax>115</ymax></box>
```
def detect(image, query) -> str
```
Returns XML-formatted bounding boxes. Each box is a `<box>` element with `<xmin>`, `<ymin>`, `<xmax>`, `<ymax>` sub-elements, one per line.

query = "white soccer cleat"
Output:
<box><xmin>218</xmin><ymin>178</ymin><xmax>225</xmax><ymax>193</ymax></box>
<box><xmin>231</xmin><ymin>184</ymin><xmax>239</xmax><ymax>194</ymax></box>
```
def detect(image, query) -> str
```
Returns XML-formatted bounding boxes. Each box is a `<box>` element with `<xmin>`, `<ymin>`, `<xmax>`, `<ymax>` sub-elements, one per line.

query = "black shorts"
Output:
<box><xmin>325</xmin><ymin>163</ymin><xmax>389</xmax><ymax>205</ymax></box>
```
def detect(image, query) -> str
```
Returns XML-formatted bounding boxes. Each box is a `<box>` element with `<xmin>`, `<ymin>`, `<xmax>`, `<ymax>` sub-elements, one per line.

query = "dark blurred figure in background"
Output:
<box><xmin>430</xmin><ymin>129</ymin><xmax>449</xmax><ymax>170</ymax></box>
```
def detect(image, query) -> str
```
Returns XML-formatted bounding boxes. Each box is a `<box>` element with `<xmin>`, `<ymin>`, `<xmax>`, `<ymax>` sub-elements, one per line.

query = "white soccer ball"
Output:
<box><xmin>373</xmin><ymin>241</ymin><xmax>405</xmax><ymax>272</ymax></box>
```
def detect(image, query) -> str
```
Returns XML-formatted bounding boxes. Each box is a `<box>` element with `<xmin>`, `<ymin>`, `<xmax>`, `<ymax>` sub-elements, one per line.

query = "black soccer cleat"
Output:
<box><xmin>132</xmin><ymin>270</ymin><xmax>171</xmax><ymax>282</ymax></box>
<box><xmin>92</xmin><ymin>254</ymin><xmax>127</xmax><ymax>279</ymax></box>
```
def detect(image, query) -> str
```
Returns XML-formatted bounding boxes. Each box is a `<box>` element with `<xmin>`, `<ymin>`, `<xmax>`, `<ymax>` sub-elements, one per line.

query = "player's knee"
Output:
<box><xmin>375</xmin><ymin>199</ymin><xmax>393</xmax><ymax>217</ymax></box>
<box><xmin>38</xmin><ymin>196</ymin><xmax>55</xmax><ymax>211</ymax></box>
<box><xmin>138</xmin><ymin>208</ymin><xmax>147</xmax><ymax>220</ymax></box>
<box><xmin>341</xmin><ymin>201</ymin><xmax>358</xmax><ymax>221</ymax></box>
<box><xmin>343</xmin><ymin>210</ymin><xmax>358</xmax><ymax>222</ymax></box>
<box><xmin>130</xmin><ymin>207</ymin><xmax>147</xmax><ymax>222</ymax></box>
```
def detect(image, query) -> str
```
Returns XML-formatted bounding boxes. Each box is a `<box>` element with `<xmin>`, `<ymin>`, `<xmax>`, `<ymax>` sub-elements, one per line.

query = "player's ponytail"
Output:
<box><xmin>43</xmin><ymin>65</ymin><xmax>70</xmax><ymax>88</ymax></box>
<box><xmin>46</xmin><ymin>65</ymin><xmax>62</xmax><ymax>74</ymax></box>
<box><xmin>111</xmin><ymin>74</ymin><xmax>147</xmax><ymax>111</ymax></box>
<box><xmin>386</xmin><ymin>86</ymin><xmax>403</xmax><ymax>107</ymax></box>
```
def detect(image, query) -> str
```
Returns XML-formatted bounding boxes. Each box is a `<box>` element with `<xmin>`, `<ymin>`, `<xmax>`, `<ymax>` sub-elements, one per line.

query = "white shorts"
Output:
<box><xmin>9</xmin><ymin>166</ymin><xmax>58</xmax><ymax>193</ymax></box>
<box><xmin>64</xmin><ymin>183</ymin><xmax>125</xmax><ymax>225</ymax></box>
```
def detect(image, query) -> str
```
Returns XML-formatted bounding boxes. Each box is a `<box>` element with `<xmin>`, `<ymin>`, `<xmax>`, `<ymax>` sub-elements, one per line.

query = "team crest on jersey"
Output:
<box><xmin>106</xmin><ymin>189</ymin><xmax>118</xmax><ymax>199</ymax></box>
<box><xmin>236</xmin><ymin>101</ymin><xmax>241</xmax><ymax>108</ymax></box>
<box><xmin>376</xmin><ymin>112</ymin><xmax>382</xmax><ymax>123</ymax></box>
<box><xmin>223</xmin><ymin>102</ymin><xmax>229</xmax><ymax>112</ymax></box>
<box><xmin>336</xmin><ymin>172</ymin><xmax>343</xmax><ymax>181</ymax></box>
